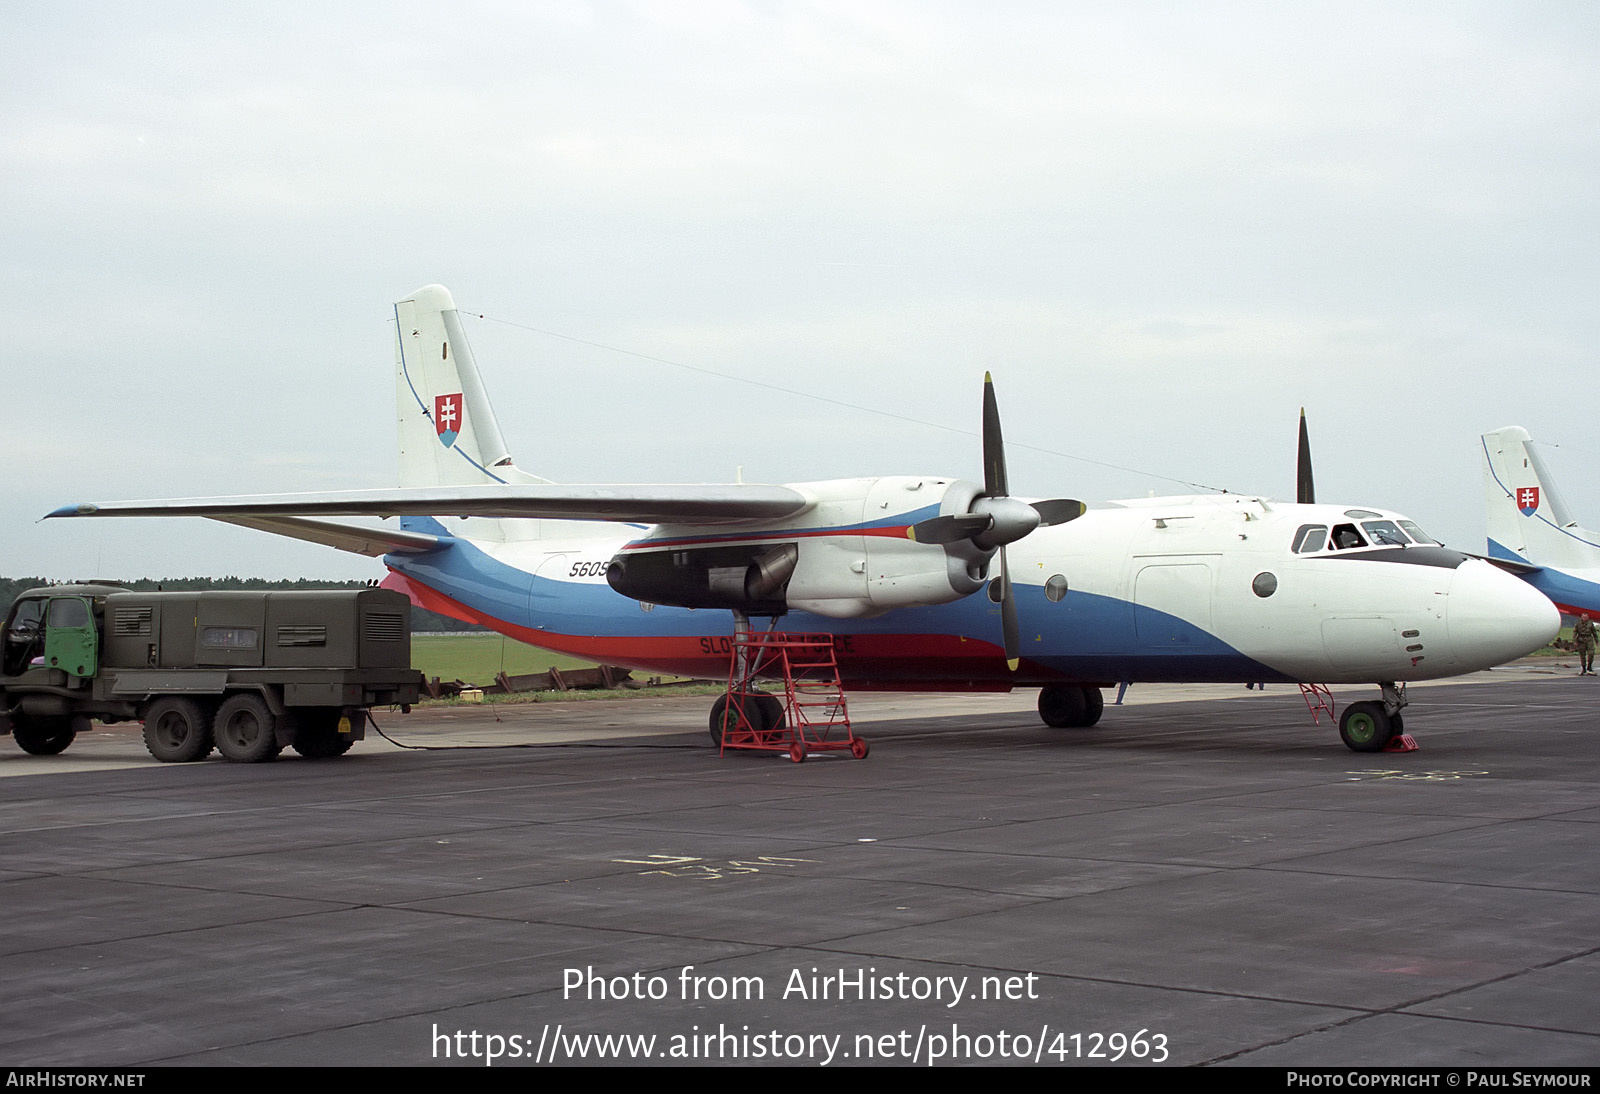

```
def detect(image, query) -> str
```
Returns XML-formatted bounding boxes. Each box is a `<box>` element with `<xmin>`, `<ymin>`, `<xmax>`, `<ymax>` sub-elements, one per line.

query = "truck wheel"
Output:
<box><xmin>141</xmin><ymin>698</ymin><xmax>214</xmax><ymax>762</ymax></box>
<box><xmin>291</xmin><ymin>710</ymin><xmax>354</xmax><ymax>759</ymax></box>
<box><xmin>214</xmin><ymin>694</ymin><xmax>280</xmax><ymax>763</ymax></box>
<box><xmin>12</xmin><ymin>714</ymin><xmax>76</xmax><ymax>756</ymax></box>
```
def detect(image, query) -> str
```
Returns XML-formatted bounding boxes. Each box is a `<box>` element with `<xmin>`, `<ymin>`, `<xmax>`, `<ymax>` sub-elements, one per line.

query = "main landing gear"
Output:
<box><xmin>710</xmin><ymin>614</ymin><xmax>868</xmax><ymax>762</ymax></box>
<box><xmin>1037</xmin><ymin>685</ymin><xmax>1105</xmax><ymax>729</ymax></box>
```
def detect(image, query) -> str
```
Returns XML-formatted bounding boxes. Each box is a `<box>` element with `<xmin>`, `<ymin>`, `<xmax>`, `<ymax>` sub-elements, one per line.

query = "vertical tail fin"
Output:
<box><xmin>394</xmin><ymin>284</ymin><xmax>547</xmax><ymax>490</ymax></box>
<box><xmin>393</xmin><ymin>285</ymin><xmax>559</xmax><ymax>544</ymax></box>
<box><xmin>1481</xmin><ymin>426</ymin><xmax>1600</xmax><ymax>570</ymax></box>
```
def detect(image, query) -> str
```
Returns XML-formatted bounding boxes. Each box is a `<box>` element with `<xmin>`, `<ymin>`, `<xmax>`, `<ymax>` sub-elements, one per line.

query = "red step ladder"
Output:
<box><xmin>719</xmin><ymin>631</ymin><xmax>868</xmax><ymax>763</ymax></box>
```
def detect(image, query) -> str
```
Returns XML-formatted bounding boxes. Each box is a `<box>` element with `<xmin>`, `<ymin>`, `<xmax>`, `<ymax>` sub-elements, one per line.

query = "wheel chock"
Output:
<box><xmin>1384</xmin><ymin>734</ymin><xmax>1419</xmax><ymax>753</ymax></box>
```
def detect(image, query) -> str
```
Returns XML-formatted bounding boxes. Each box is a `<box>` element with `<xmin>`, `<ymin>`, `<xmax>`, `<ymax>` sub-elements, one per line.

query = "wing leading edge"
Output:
<box><xmin>47</xmin><ymin>484</ymin><xmax>813</xmax><ymax>526</ymax></box>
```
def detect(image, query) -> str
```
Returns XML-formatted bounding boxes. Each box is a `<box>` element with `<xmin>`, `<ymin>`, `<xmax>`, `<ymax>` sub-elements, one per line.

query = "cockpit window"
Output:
<box><xmin>1330</xmin><ymin>523</ymin><xmax>1368</xmax><ymax>550</ymax></box>
<box><xmin>1291</xmin><ymin>524</ymin><xmax>1328</xmax><ymax>553</ymax></box>
<box><xmin>1398</xmin><ymin>520</ymin><xmax>1438</xmax><ymax>545</ymax></box>
<box><xmin>1360</xmin><ymin>520</ymin><xmax>1410</xmax><ymax>547</ymax></box>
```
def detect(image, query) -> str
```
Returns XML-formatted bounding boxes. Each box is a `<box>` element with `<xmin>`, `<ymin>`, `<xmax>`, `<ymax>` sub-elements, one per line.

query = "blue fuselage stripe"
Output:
<box><xmin>388</xmin><ymin>538</ymin><xmax>1293</xmax><ymax>684</ymax></box>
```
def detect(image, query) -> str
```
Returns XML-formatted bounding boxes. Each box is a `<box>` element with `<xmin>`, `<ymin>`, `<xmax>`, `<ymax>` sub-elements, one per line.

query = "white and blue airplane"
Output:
<box><xmin>1482</xmin><ymin>425</ymin><xmax>1600</xmax><ymax>617</ymax></box>
<box><xmin>49</xmin><ymin>286</ymin><xmax>1558</xmax><ymax>753</ymax></box>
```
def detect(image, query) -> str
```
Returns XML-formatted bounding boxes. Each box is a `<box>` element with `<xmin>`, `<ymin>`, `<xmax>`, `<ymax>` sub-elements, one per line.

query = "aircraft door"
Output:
<box><xmin>1133</xmin><ymin>560</ymin><xmax>1216</xmax><ymax>648</ymax></box>
<box><xmin>43</xmin><ymin>596</ymin><xmax>98</xmax><ymax>679</ymax></box>
<box><xmin>531</xmin><ymin>553</ymin><xmax>577</xmax><ymax>633</ymax></box>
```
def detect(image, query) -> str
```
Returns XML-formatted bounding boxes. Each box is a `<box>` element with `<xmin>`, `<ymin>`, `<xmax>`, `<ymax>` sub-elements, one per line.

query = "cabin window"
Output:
<box><xmin>46</xmin><ymin>598</ymin><xmax>90</xmax><ymax>628</ymax></box>
<box><xmin>1044</xmin><ymin>575</ymin><xmax>1068</xmax><ymax>602</ymax></box>
<box><xmin>1330</xmin><ymin>523</ymin><xmax>1368</xmax><ymax>550</ymax></box>
<box><xmin>1252</xmin><ymin>572</ymin><xmax>1278</xmax><ymax>597</ymax></box>
<box><xmin>1291</xmin><ymin>524</ymin><xmax>1327</xmax><ymax>553</ymax></box>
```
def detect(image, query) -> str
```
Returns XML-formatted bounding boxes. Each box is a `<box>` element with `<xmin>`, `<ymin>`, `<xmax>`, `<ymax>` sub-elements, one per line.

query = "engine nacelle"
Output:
<box><xmin>604</xmin><ymin>477</ymin><xmax>993</xmax><ymax>618</ymax></box>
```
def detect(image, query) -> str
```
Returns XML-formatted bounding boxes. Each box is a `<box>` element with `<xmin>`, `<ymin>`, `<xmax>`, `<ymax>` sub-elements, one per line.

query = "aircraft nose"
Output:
<box><xmin>1446</xmin><ymin>559</ymin><xmax>1559</xmax><ymax>669</ymax></box>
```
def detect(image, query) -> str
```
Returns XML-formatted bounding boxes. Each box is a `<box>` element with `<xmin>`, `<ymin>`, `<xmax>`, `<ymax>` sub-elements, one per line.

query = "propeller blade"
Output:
<box><xmin>999</xmin><ymin>545</ymin><xmax>1020</xmax><ymax>670</ymax></box>
<box><xmin>908</xmin><ymin>513</ymin><xmax>990</xmax><ymax>544</ymax></box>
<box><xmin>1297</xmin><ymin>407</ymin><xmax>1315</xmax><ymax>505</ymax></box>
<box><xmin>1031</xmin><ymin>499</ymin><xmax>1086</xmax><ymax>527</ymax></box>
<box><xmin>981</xmin><ymin>371</ymin><xmax>1009</xmax><ymax>498</ymax></box>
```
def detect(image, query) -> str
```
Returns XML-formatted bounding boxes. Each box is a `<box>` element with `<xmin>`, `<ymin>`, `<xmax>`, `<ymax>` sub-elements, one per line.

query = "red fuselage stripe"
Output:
<box><xmin>384</xmin><ymin>567</ymin><xmax>1020</xmax><ymax>690</ymax></box>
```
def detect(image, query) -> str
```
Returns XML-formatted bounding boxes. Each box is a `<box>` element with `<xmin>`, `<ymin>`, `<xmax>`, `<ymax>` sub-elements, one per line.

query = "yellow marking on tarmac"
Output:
<box><xmin>1348</xmin><ymin>770</ymin><xmax>1490</xmax><ymax>782</ymax></box>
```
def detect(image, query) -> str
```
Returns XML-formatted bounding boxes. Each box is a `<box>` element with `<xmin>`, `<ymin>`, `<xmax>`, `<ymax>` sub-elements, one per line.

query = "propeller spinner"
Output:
<box><xmin>908</xmin><ymin>373</ymin><xmax>1085</xmax><ymax>669</ymax></box>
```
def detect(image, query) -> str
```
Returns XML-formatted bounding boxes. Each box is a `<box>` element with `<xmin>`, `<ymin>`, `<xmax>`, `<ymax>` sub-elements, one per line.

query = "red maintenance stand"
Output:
<box><xmin>718</xmin><ymin>630</ymin><xmax>868</xmax><ymax>763</ymax></box>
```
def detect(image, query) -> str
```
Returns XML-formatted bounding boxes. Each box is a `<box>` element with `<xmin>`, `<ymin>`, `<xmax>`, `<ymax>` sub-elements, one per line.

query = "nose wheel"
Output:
<box><xmin>1336</xmin><ymin>683</ymin><xmax>1417</xmax><ymax>753</ymax></box>
<box><xmin>1338</xmin><ymin>701</ymin><xmax>1395</xmax><ymax>752</ymax></box>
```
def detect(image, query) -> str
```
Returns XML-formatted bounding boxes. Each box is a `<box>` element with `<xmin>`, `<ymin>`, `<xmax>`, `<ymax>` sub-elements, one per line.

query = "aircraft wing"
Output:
<box><xmin>47</xmin><ymin>484</ymin><xmax>813</xmax><ymax>526</ymax></box>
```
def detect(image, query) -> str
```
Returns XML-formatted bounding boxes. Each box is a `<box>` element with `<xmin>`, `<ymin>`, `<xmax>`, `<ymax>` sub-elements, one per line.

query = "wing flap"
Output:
<box><xmin>210</xmin><ymin>515</ymin><xmax>446</xmax><ymax>557</ymax></box>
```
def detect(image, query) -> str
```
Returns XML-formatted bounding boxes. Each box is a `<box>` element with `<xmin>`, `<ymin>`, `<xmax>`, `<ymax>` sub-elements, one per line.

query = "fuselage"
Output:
<box><xmin>383</xmin><ymin>491</ymin><xmax>1558</xmax><ymax>690</ymax></box>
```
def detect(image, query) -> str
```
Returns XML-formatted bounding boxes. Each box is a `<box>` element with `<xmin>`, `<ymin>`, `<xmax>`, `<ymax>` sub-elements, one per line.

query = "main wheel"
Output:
<box><xmin>754</xmin><ymin>694</ymin><xmax>786</xmax><ymax>739</ymax></box>
<box><xmin>213</xmin><ymin>694</ymin><xmax>280</xmax><ymax>763</ymax></box>
<box><xmin>708</xmin><ymin>693</ymin><xmax>782</xmax><ymax>747</ymax></box>
<box><xmin>141</xmin><ymin>697</ymin><xmax>214</xmax><ymax>762</ymax></box>
<box><xmin>290</xmin><ymin>709</ymin><xmax>355</xmax><ymax>759</ymax></box>
<box><xmin>11</xmin><ymin>713</ymin><xmax>76</xmax><ymax>756</ymax></box>
<box><xmin>1038</xmin><ymin>685</ymin><xmax>1088</xmax><ymax>728</ymax></box>
<box><xmin>709</xmin><ymin>695</ymin><xmax>732</xmax><ymax>746</ymax></box>
<box><xmin>1339</xmin><ymin>700</ymin><xmax>1395</xmax><ymax>753</ymax></box>
<box><xmin>1080</xmin><ymin>686</ymin><xmax>1105</xmax><ymax>727</ymax></box>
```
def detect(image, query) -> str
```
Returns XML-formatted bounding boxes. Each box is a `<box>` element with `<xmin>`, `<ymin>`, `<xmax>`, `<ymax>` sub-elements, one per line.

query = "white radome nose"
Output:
<box><xmin>1447</xmin><ymin>559</ymin><xmax>1560</xmax><ymax>669</ymax></box>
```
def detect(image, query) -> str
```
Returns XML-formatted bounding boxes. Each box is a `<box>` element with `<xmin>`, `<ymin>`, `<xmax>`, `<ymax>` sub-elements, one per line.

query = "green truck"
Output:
<box><xmin>1</xmin><ymin>583</ymin><xmax>423</xmax><ymax>763</ymax></box>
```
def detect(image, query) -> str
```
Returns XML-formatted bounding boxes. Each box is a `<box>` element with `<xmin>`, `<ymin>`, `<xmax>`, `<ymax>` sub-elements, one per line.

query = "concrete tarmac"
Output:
<box><xmin>2</xmin><ymin>663</ymin><xmax>1596</xmax><ymax>1067</ymax></box>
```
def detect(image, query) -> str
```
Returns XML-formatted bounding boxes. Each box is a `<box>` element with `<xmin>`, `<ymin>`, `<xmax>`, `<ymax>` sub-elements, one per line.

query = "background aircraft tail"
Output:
<box><xmin>1481</xmin><ymin>426</ymin><xmax>1600</xmax><ymax>572</ymax></box>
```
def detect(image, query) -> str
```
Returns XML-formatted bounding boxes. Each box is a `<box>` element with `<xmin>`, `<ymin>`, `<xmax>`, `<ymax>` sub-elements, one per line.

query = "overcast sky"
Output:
<box><xmin>6</xmin><ymin>1</ymin><xmax>1599</xmax><ymax>581</ymax></box>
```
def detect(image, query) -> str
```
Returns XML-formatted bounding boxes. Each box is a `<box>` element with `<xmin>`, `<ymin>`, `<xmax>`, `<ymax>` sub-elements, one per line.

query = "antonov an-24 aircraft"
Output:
<box><xmin>50</xmin><ymin>285</ymin><xmax>1558</xmax><ymax>753</ymax></box>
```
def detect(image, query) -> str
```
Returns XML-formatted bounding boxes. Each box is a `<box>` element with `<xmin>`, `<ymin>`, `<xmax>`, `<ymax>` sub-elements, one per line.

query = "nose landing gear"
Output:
<box><xmin>1329</xmin><ymin>681</ymin><xmax>1418</xmax><ymax>753</ymax></box>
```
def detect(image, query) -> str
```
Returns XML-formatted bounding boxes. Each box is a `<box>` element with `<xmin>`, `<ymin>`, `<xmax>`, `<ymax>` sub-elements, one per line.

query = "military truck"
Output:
<box><xmin>1</xmin><ymin>583</ymin><xmax>423</xmax><ymax>763</ymax></box>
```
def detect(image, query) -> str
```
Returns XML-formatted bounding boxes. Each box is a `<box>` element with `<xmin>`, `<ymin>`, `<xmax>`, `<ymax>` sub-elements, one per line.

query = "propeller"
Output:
<box><xmin>1297</xmin><ymin>407</ymin><xmax>1315</xmax><ymax>505</ymax></box>
<box><xmin>908</xmin><ymin>373</ymin><xmax>1085</xmax><ymax>670</ymax></box>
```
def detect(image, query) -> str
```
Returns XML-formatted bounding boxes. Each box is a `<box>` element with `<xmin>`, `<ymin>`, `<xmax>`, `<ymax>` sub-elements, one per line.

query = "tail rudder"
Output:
<box><xmin>1482</xmin><ymin>426</ymin><xmax>1600</xmax><ymax>569</ymax></box>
